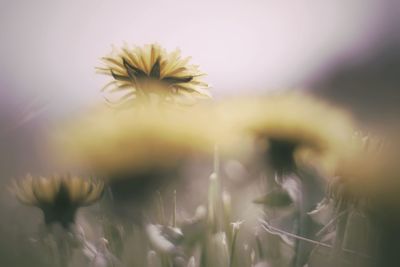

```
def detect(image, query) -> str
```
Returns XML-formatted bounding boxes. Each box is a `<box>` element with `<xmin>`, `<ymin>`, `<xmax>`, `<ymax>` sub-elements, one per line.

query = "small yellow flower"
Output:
<box><xmin>216</xmin><ymin>93</ymin><xmax>355</xmax><ymax>176</ymax></box>
<box><xmin>11</xmin><ymin>174</ymin><xmax>104</xmax><ymax>227</ymax></box>
<box><xmin>97</xmin><ymin>43</ymin><xmax>210</xmax><ymax>106</ymax></box>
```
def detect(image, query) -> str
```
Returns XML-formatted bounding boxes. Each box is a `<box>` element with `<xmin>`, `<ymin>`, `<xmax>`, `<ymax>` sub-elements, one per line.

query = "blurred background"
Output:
<box><xmin>1</xmin><ymin>0</ymin><xmax>399</xmax><ymax>179</ymax></box>
<box><xmin>0</xmin><ymin>0</ymin><xmax>399</xmax><ymax>265</ymax></box>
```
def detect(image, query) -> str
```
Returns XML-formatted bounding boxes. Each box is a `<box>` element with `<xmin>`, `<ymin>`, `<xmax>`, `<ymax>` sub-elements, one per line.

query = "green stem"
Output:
<box><xmin>229</xmin><ymin>226</ymin><xmax>240</xmax><ymax>267</ymax></box>
<box><xmin>156</xmin><ymin>191</ymin><xmax>166</xmax><ymax>225</ymax></box>
<box><xmin>172</xmin><ymin>190</ymin><xmax>177</xmax><ymax>228</ymax></box>
<box><xmin>329</xmin><ymin>199</ymin><xmax>350</xmax><ymax>267</ymax></box>
<box><xmin>255</xmin><ymin>233</ymin><xmax>264</xmax><ymax>260</ymax></box>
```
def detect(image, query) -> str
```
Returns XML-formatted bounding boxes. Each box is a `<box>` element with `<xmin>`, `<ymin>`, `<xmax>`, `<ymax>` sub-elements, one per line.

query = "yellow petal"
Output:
<box><xmin>33</xmin><ymin>176</ymin><xmax>59</xmax><ymax>203</ymax></box>
<box><xmin>82</xmin><ymin>181</ymin><xmax>104</xmax><ymax>206</ymax></box>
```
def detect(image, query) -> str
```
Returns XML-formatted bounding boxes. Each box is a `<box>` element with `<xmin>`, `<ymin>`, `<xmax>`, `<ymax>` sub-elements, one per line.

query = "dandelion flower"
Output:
<box><xmin>55</xmin><ymin>105</ymin><xmax>217</xmax><ymax>209</ymax></box>
<box><xmin>97</xmin><ymin>43</ymin><xmax>210</xmax><ymax>106</ymax></box>
<box><xmin>11</xmin><ymin>174</ymin><xmax>104</xmax><ymax>227</ymax></box>
<box><xmin>216</xmin><ymin>93</ymin><xmax>355</xmax><ymax>176</ymax></box>
<box><xmin>332</xmin><ymin>133</ymin><xmax>398</xmax><ymax>204</ymax></box>
<box><xmin>59</xmin><ymin>106</ymin><xmax>215</xmax><ymax>175</ymax></box>
<box><xmin>329</xmin><ymin>134</ymin><xmax>400</xmax><ymax>267</ymax></box>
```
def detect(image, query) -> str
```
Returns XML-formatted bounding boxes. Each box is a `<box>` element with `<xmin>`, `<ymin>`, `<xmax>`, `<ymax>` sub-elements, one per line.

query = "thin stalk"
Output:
<box><xmin>202</xmin><ymin>144</ymin><xmax>224</xmax><ymax>266</ymax></box>
<box><xmin>200</xmin><ymin>238</ymin><xmax>208</xmax><ymax>267</ymax></box>
<box><xmin>160</xmin><ymin>254</ymin><xmax>173</xmax><ymax>267</ymax></box>
<box><xmin>147</xmin><ymin>250</ymin><xmax>159</xmax><ymax>267</ymax></box>
<box><xmin>242</xmin><ymin>245</ymin><xmax>252</xmax><ymax>267</ymax></box>
<box><xmin>207</xmin><ymin>145</ymin><xmax>222</xmax><ymax>233</ymax></box>
<box><xmin>156</xmin><ymin>191</ymin><xmax>166</xmax><ymax>225</ymax></box>
<box><xmin>223</xmin><ymin>191</ymin><xmax>233</xmax><ymax>244</ymax></box>
<box><xmin>214</xmin><ymin>144</ymin><xmax>220</xmax><ymax>175</ymax></box>
<box><xmin>46</xmin><ymin>235</ymin><xmax>60</xmax><ymax>267</ymax></box>
<box><xmin>315</xmin><ymin>209</ymin><xmax>349</xmax><ymax>237</ymax></box>
<box><xmin>255</xmin><ymin>233</ymin><xmax>265</xmax><ymax>260</ymax></box>
<box><xmin>259</xmin><ymin>219</ymin><xmax>372</xmax><ymax>259</ymax></box>
<box><xmin>329</xmin><ymin>199</ymin><xmax>350</xmax><ymax>267</ymax></box>
<box><xmin>207</xmin><ymin>173</ymin><xmax>219</xmax><ymax>232</ymax></box>
<box><xmin>172</xmin><ymin>190</ymin><xmax>177</xmax><ymax>228</ymax></box>
<box><xmin>293</xmin><ymin>202</ymin><xmax>305</xmax><ymax>267</ymax></box>
<box><xmin>51</xmin><ymin>228</ymin><xmax>72</xmax><ymax>267</ymax></box>
<box><xmin>229</xmin><ymin>226</ymin><xmax>240</xmax><ymax>267</ymax></box>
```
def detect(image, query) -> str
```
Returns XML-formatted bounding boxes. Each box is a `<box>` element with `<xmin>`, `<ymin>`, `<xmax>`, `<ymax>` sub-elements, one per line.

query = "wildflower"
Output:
<box><xmin>11</xmin><ymin>174</ymin><xmax>104</xmax><ymax>227</ymax></box>
<box><xmin>332</xmin><ymin>133</ymin><xmax>399</xmax><ymax>206</ymax></box>
<box><xmin>58</xmin><ymin>106</ymin><xmax>215</xmax><ymax>175</ymax></box>
<box><xmin>332</xmin><ymin>134</ymin><xmax>400</xmax><ymax>267</ymax></box>
<box><xmin>216</xmin><ymin>93</ymin><xmax>355</xmax><ymax>176</ymax></box>
<box><xmin>55</xmin><ymin>105</ymin><xmax>217</xmax><ymax>215</ymax></box>
<box><xmin>97</xmin><ymin>43</ymin><xmax>210</xmax><ymax>106</ymax></box>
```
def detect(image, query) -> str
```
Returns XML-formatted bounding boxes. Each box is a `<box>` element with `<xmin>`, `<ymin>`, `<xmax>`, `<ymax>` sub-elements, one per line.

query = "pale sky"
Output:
<box><xmin>0</xmin><ymin>0</ymin><xmax>394</xmax><ymax>114</ymax></box>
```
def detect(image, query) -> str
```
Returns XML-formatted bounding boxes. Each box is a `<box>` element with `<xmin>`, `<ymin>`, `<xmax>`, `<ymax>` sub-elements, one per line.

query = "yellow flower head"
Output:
<box><xmin>11</xmin><ymin>174</ymin><xmax>104</xmax><ymax>227</ymax></box>
<box><xmin>56</xmin><ymin>105</ymin><xmax>216</xmax><ymax>177</ymax></box>
<box><xmin>333</xmin><ymin>133</ymin><xmax>399</xmax><ymax>204</ymax></box>
<box><xmin>54</xmin><ymin>105</ymin><xmax>217</xmax><ymax>208</ymax></box>
<box><xmin>216</xmin><ymin>93</ymin><xmax>355</xmax><ymax>176</ymax></box>
<box><xmin>97</xmin><ymin>43</ymin><xmax>210</xmax><ymax>106</ymax></box>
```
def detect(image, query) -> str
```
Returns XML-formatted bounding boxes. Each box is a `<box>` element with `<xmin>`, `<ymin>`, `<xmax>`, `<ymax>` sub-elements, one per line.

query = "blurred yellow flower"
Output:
<box><xmin>53</xmin><ymin>105</ymin><xmax>219</xmax><ymax>214</ymax></box>
<box><xmin>333</xmin><ymin>133</ymin><xmax>399</xmax><ymax>203</ymax></box>
<box><xmin>215</xmin><ymin>93</ymin><xmax>355</xmax><ymax>176</ymax></box>
<box><xmin>97</xmin><ymin>43</ymin><xmax>210</xmax><ymax>107</ymax></box>
<box><xmin>11</xmin><ymin>174</ymin><xmax>104</xmax><ymax>227</ymax></box>
<box><xmin>56</xmin><ymin>105</ymin><xmax>217</xmax><ymax>176</ymax></box>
